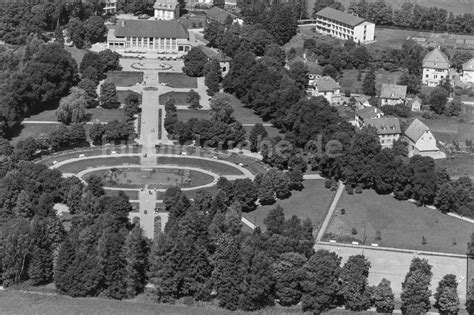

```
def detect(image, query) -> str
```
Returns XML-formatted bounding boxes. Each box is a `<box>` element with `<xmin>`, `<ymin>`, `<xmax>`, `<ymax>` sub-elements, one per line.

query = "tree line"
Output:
<box><xmin>314</xmin><ymin>0</ymin><xmax>473</xmax><ymax>34</ymax></box>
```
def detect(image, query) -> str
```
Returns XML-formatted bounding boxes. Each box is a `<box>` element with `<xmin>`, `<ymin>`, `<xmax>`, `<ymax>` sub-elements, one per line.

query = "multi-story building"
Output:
<box><xmin>404</xmin><ymin>118</ymin><xmax>446</xmax><ymax>159</ymax></box>
<box><xmin>314</xmin><ymin>7</ymin><xmax>375</xmax><ymax>43</ymax></box>
<box><xmin>422</xmin><ymin>47</ymin><xmax>450</xmax><ymax>86</ymax></box>
<box><xmin>103</xmin><ymin>0</ymin><xmax>117</xmax><ymax>14</ymax></box>
<box><xmin>366</xmin><ymin>117</ymin><xmax>401</xmax><ymax>149</ymax></box>
<box><xmin>107</xmin><ymin>19</ymin><xmax>192</xmax><ymax>53</ymax></box>
<box><xmin>461</xmin><ymin>58</ymin><xmax>474</xmax><ymax>83</ymax></box>
<box><xmin>154</xmin><ymin>0</ymin><xmax>179</xmax><ymax>20</ymax></box>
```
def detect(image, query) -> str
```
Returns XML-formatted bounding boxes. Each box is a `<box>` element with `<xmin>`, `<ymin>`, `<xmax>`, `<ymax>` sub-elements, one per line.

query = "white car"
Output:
<box><xmin>180</xmin><ymin>152</ymin><xmax>188</xmax><ymax>156</ymax></box>
<box><xmin>52</xmin><ymin>160</ymin><xmax>58</xmax><ymax>165</ymax></box>
<box><xmin>79</xmin><ymin>154</ymin><xmax>86</xmax><ymax>158</ymax></box>
<box><xmin>111</xmin><ymin>151</ymin><xmax>117</xmax><ymax>155</ymax></box>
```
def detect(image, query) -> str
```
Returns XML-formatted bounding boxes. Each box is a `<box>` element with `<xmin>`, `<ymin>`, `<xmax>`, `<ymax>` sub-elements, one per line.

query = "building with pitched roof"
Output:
<box><xmin>314</xmin><ymin>7</ymin><xmax>375</xmax><ymax>43</ymax></box>
<box><xmin>407</xmin><ymin>96</ymin><xmax>422</xmax><ymax>112</ymax></box>
<box><xmin>404</xmin><ymin>118</ymin><xmax>446</xmax><ymax>159</ymax></box>
<box><xmin>107</xmin><ymin>19</ymin><xmax>192</xmax><ymax>53</ymax></box>
<box><xmin>308</xmin><ymin>75</ymin><xmax>341</xmax><ymax>104</ymax></box>
<box><xmin>196</xmin><ymin>45</ymin><xmax>231</xmax><ymax>76</ymax></box>
<box><xmin>354</xmin><ymin>106</ymin><xmax>384</xmax><ymax>128</ymax></box>
<box><xmin>206</xmin><ymin>7</ymin><xmax>242</xmax><ymax>25</ymax></box>
<box><xmin>366</xmin><ymin>117</ymin><xmax>401</xmax><ymax>148</ymax></box>
<box><xmin>422</xmin><ymin>48</ymin><xmax>450</xmax><ymax>87</ymax></box>
<box><xmin>461</xmin><ymin>58</ymin><xmax>474</xmax><ymax>83</ymax></box>
<box><xmin>154</xmin><ymin>0</ymin><xmax>180</xmax><ymax>20</ymax></box>
<box><xmin>380</xmin><ymin>84</ymin><xmax>407</xmax><ymax>106</ymax></box>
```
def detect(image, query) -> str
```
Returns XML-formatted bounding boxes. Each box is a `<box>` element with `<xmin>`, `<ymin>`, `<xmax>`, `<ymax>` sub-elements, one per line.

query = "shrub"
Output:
<box><xmin>340</xmin><ymin>208</ymin><xmax>346</xmax><ymax>215</ymax></box>
<box><xmin>355</xmin><ymin>184</ymin><xmax>363</xmax><ymax>194</ymax></box>
<box><xmin>351</xmin><ymin>228</ymin><xmax>358</xmax><ymax>235</ymax></box>
<box><xmin>344</xmin><ymin>89</ymin><xmax>351</xmax><ymax>97</ymax></box>
<box><xmin>346</xmin><ymin>185</ymin><xmax>354</xmax><ymax>195</ymax></box>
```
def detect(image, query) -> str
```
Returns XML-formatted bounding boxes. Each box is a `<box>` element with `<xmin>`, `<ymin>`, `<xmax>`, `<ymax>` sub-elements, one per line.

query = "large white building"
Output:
<box><xmin>103</xmin><ymin>0</ymin><xmax>117</xmax><ymax>15</ymax></box>
<box><xmin>314</xmin><ymin>7</ymin><xmax>375</xmax><ymax>43</ymax></box>
<box><xmin>461</xmin><ymin>58</ymin><xmax>474</xmax><ymax>83</ymax></box>
<box><xmin>422</xmin><ymin>48</ymin><xmax>450</xmax><ymax>87</ymax></box>
<box><xmin>107</xmin><ymin>19</ymin><xmax>192</xmax><ymax>53</ymax></box>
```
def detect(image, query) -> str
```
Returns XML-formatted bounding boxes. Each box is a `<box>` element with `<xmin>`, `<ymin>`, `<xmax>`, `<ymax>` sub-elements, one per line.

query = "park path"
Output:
<box><xmin>315</xmin><ymin>180</ymin><xmax>344</xmax><ymax>242</ymax></box>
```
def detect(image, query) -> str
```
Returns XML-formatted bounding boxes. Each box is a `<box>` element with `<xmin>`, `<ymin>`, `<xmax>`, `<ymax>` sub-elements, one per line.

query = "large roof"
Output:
<box><xmin>314</xmin><ymin>76</ymin><xmax>340</xmax><ymax>92</ymax></box>
<box><xmin>355</xmin><ymin>106</ymin><xmax>383</xmax><ymax>120</ymax></box>
<box><xmin>114</xmin><ymin>19</ymin><xmax>188</xmax><ymax>39</ymax></box>
<box><xmin>206</xmin><ymin>7</ymin><xmax>237</xmax><ymax>24</ymax></box>
<box><xmin>404</xmin><ymin>118</ymin><xmax>430</xmax><ymax>142</ymax></box>
<box><xmin>422</xmin><ymin>48</ymin><xmax>449</xmax><ymax>69</ymax></box>
<box><xmin>315</xmin><ymin>7</ymin><xmax>367</xmax><ymax>27</ymax></box>
<box><xmin>463</xmin><ymin>58</ymin><xmax>474</xmax><ymax>71</ymax></box>
<box><xmin>367</xmin><ymin>117</ymin><xmax>401</xmax><ymax>135</ymax></box>
<box><xmin>153</xmin><ymin>0</ymin><xmax>178</xmax><ymax>9</ymax></box>
<box><xmin>197</xmin><ymin>45</ymin><xmax>231</xmax><ymax>62</ymax></box>
<box><xmin>380</xmin><ymin>84</ymin><xmax>407</xmax><ymax>99</ymax></box>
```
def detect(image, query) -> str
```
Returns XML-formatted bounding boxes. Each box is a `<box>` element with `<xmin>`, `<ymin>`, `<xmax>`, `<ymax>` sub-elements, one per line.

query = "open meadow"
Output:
<box><xmin>326</xmin><ymin>189</ymin><xmax>474</xmax><ymax>254</ymax></box>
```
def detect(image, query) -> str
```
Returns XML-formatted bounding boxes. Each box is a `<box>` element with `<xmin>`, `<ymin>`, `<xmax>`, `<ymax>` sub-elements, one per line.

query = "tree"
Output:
<box><xmin>264</xmin><ymin>205</ymin><xmax>285</xmax><ymax>234</ymax></box>
<box><xmin>322</xmin><ymin>64</ymin><xmax>339</xmax><ymax>80</ymax></box>
<box><xmin>104</xmin><ymin>120</ymin><xmax>133</xmax><ymax>143</ymax></box>
<box><xmin>182</xmin><ymin>47</ymin><xmax>208</xmax><ymax>77</ymax></box>
<box><xmin>233</xmin><ymin>178</ymin><xmax>258</xmax><ymax>212</ymax></box>
<box><xmin>401</xmin><ymin>258</ymin><xmax>432</xmax><ymax>315</ymax></box>
<box><xmin>89</xmin><ymin>122</ymin><xmax>105</xmax><ymax>145</ymax></box>
<box><xmin>80</xmin><ymin>51</ymin><xmax>104</xmax><ymax>79</ymax></box>
<box><xmin>249</xmin><ymin>123</ymin><xmax>268</xmax><ymax>152</ymax></box>
<box><xmin>373</xmin><ymin>279</ymin><xmax>395</xmax><ymax>314</ymax></box>
<box><xmin>0</xmin><ymin>138</ymin><xmax>13</xmax><ymax>156</ymax></box>
<box><xmin>100</xmin><ymin>82</ymin><xmax>119</xmax><ymax>109</ymax></box>
<box><xmin>210</xmin><ymin>93</ymin><xmax>234</xmax><ymax>123</ymax></box>
<box><xmin>429</xmin><ymin>87</ymin><xmax>448</xmax><ymax>114</ymax></box>
<box><xmin>445</xmin><ymin>96</ymin><xmax>462</xmax><ymax>116</ymax></box>
<box><xmin>77</xmin><ymin>78</ymin><xmax>98</xmax><ymax>108</ymax></box>
<box><xmin>56</xmin><ymin>87</ymin><xmax>88</xmax><ymax>124</ymax></box>
<box><xmin>273</xmin><ymin>252</ymin><xmax>306</xmax><ymax>306</ymax></box>
<box><xmin>85</xmin><ymin>174</ymin><xmax>105</xmax><ymax>197</ymax></box>
<box><xmin>300</xmin><ymin>250</ymin><xmax>341</xmax><ymax>313</ymax></box>
<box><xmin>204</xmin><ymin>59</ymin><xmax>222</xmax><ymax>96</ymax></box>
<box><xmin>451</xmin><ymin>50</ymin><xmax>472</xmax><ymax>71</ymax></box>
<box><xmin>398</xmin><ymin>72</ymin><xmax>421</xmax><ymax>94</ymax></box>
<box><xmin>69</xmin><ymin>124</ymin><xmax>87</xmax><ymax>147</ymax></box>
<box><xmin>98</xmin><ymin>49</ymin><xmax>122</xmax><ymax>73</ymax></box>
<box><xmin>434</xmin><ymin>274</ymin><xmax>459</xmax><ymax>314</ymax></box>
<box><xmin>339</xmin><ymin>255</ymin><xmax>371</xmax><ymax>311</ymax></box>
<box><xmin>124</xmin><ymin>222</ymin><xmax>149</xmax><ymax>298</ymax></box>
<box><xmin>54</xmin><ymin>237</ymin><xmax>76</xmax><ymax>294</ymax></box>
<box><xmin>312</xmin><ymin>0</ymin><xmax>344</xmax><ymax>17</ymax></box>
<box><xmin>187</xmin><ymin>89</ymin><xmax>202</xmax><ymax>110</ymax></box>
<box><xmin>29</xmin><ymin>219</ymin><xmax>53</xmax><ymax>285</ymax></box>
<box><xmin>434</xmin><ymin>183</ymin><xmax>456</xmax><ymax>213</ymax></box>
<box><xmin>267</xmin><ymin>5</ymin><xmax>298</xmax><ymax>45</ymax></box>
<box><xmin>362</xmin><ymin>67</ymin><xmax>377</xmax><ymax>96</ymax></box>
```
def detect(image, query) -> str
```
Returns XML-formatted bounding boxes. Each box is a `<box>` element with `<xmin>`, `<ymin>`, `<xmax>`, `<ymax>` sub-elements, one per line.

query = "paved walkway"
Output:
<box><xmin>315</xmin><ymin>181</ymin><xmax>344</xmax><ymax>242</ymax></box>
<box><xmin>130</xmin><ymin>190</ymin><xmax>160</xmax><ymax>239</ymax></box>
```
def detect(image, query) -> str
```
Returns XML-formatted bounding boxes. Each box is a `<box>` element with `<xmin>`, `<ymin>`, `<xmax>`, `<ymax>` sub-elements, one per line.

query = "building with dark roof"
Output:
<box><xmin>366</xmin><ymin>117</ymin><xmax>401</xmax><ymax>148</ymax></box>
<box><xmin>314</xmin><ymin>7</ymin><xmax>375</xmax><ymax>43</ymax></box>
<box><xmin>206</xmin><ymin>7</ymin><xmax>242</xmax><ymax>25</ymax></box>
<box><xmin>355</xmin><ymin>106</ymin><xmax>384</xmax><ymax>128</ymax></box>
<box><xmin>422</xmin><ymin>48</ymin><xmax>450</xmax><ymax>87</ymax></box>
<box><xmin>461</xmin><ymin>57</ymin><xmax>474</xmax><ymax>83</ymax></box>
<box><xmin>380</xmin><ymin>84</ymin><xmax>407</xmax><ymax>106</ymax></box>
<box><xmin>196</xmin><ymin>45</ymin><xmax>231</xmax><ymax>76</ymax></box>
<box><xmin>107</xmin><ymin>19</ymin><xmax>192</xmax><ymax>53</ymax></box>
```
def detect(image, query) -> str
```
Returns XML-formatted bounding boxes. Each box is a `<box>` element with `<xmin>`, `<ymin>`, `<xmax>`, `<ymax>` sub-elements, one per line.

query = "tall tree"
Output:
<box><xmin>339</xmin><ymin>255</ymin><xmax>371</xmax><ymax>311</ymax></box>
<box><xmin>273</xmin><ymin>252</ymin><xmax>306</xmax><ymax>306</ymax></box>
<box><xmin>249</xmin><ymin>123</ymin><xmax>268</xmax><ymax>152</ymax></box>
<box><xmin>182</xmin><ymin>47</ymin><xmax>208</xmax><ymax>77</ymax></box>
<box><xmin>210</xmin><ymin>93</ymin><xmax>234</xmax><ymax>123</ymax></box>
<box><xmin>124</xmin><ymin>222</ymin><xmax>149</xmax><ymax>298</ymax></box>
<box><xmin>362</xmin><ymin>67</ymin><xmax>377</xmax><ymax>96</ymax></box>
<box><xmin>29</xmin><ymin>219</ymin><xmax>54</xmax><ymax>285</ymax></box>
<box><xmin>56</xmin><ymin>87</ymin><xmax>88</xmax><ymax>124</ymax></box>
<box><xmin>100</xmin><ymin>82</ymin><xmax>119</xmax><ymax>109</ymax></box>
<box><xmin>204</xmin><ymin>59</ymin><xmax>222</xmax><ymax>96</ymax></box>
<box><xmin>401</xmin><ymin>258</ymin><xmax>432</xmax><ymax>315</ymax></box>
<box><xmin>373</xmin><ymin>278</ymin><xmax>395</xmax><ymax>314</ymax></box>
<box><xmin>434</xmin><ymin>274</ymin><xmax>460</xmax><ymax>314</ymax></box>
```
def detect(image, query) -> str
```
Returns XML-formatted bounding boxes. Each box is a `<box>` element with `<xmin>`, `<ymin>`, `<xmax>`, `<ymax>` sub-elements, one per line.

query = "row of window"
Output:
<box><xmin>124</xmin><ymin>37</ymin><xmax>177</xmax><ymax>50</ymax></box>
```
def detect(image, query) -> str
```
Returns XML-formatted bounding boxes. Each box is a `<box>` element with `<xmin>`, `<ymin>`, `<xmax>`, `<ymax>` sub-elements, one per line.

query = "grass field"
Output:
<box><xmin>306</xmin><ymin>0</ymin><xmax>472</xmax><ymax>17</ymax></box>
<box><xmin>156</xmin><ymin>156</ymin><xmax>243</xmax><ymax>175</ymax></box>
<box><xmin>159</xmin><ymin>91</ymin><xmax>190</xmax><ymax>105</ymax></box>
<box><xmin>158</xmin><ymin>72</ymin><xmax>197</xmax><ymax>88</ymax></box>
<box><xmin>24</xmin><ymin>108</ymin><xmax>125</xmax><ymax>123</ymax></box>
<box><xmin>117</xmin><ymin>90</ymin><xmax>141</xmax><ymax>105</ymax></box>
<box><xmin>243</xmin><ymin>179</ymin><xmax>335</xmax><ymax>232</ymax></box>
<box><xmin>422</xmin><ymin>116</ymin><xmax>474</xmax><ymax>144</ymax></box>
<box><xmin>339</xmin><ymin>69</ymin><xmax>402</xmax><ymax>94</ymax></box>
<box><xmin>105</xmin><ymin>189</ymin><xmax>140</xmax><ymax>201</ymax></box>
<box><xmin>326</xmin><ymin>189</ymin><xmax>474</xmax><ymax>254</ymax></box>
<box><xmin>64</xmin><ymin>46</ymin><xmax>86</xmax><ymax>66</ymax></box>
<box><xmin>10</xmin><ymin>123</ymin><xmax>60</xmax><ymax>146</ymax></box>
<box><xmin>106</xmin><ymin>71</ymin><xmax>144</xmax><ymax>87</ymax></box>
<box><xmin>57</xmin><ymin>156</ymin><xmax>141</xmax><ymax>174</ymax></box>
<box><xmin>177</xmin><ymin>109</ymin><xmax>210</xmax><ymax>121</ymax></box>
<box><xmin>38</xmin><ymin>146</ymin><xmax>141</xmax><ymax>166</ymax></box>
<box><xmin>436</xmin><ymin>155</ymin><xmax>474</xmax><ymax>180</ymax></box>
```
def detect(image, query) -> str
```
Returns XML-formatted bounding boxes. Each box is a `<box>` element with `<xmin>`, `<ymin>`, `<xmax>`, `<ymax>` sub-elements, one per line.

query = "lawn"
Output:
<box><xmin>242</xmin><ymin>179</ymin><xmax>335</xmax><ymax>232</ymax></box>
<box><xmin>177</xmin><ymin>109</ymin><xmax>210</xmax><ymax>121</ymax></box>
<box><xmin>339</xmin><ymin>69</ymin><xmax>402</xmax><ymax>94</ymax></box>
<box><xmin>156</xmin><ymin>156</ymin><xmax>243</xmax><ymax>175</ymax></box>
<box><xmin>105</xmin><ymin>189</ymin><xmax>139</xmax><ymax>201</ymax></box>
<box><xmin>422</xmin><ymin>116</ymin><xmax>474</xmax><ymax>144</ymax></box>
<box><xmin>24</xmin><ymin>108</ymin><xmax>124</xmax><ymax>123</ymax></box>
<box><xmin>106</xmin><ymin>71</ymin><xmax>144</xmax><ymax>87</ymax></box>
<box><xmin>436</xmin><ymin>155</ymin><xmax>474</xmax><ymax>180</ymax></box>
<box><xmin>10</xmin><ymin>123</ymin><xmax>60</xmax><ymax>146</ymax></box>
<box><xmin>158</xmin><ymin>72</ymin><xmax>197</xmax><ymax>88</ymax></box>
<box><xmin>159</xmin><ymin>91</ymin><xmax>190</xmax><ymax>105</ymax></box>
<box><xmin>117</xmin><ymin>90</ymin><xmax>141</xmax><ymax>105</ymax></box>
<box><xmin>57</xmin><ymin>156</ymin><xmax>141</xmax><ymax>174</ymax></box>
<box><xmin>326</xmin><ymin>189</ymin><xmax>474</xmax><ymax>254</ymax></box>
<box><xmin>64</xmin><ymin>46</ymin><xmax>86</xmax><ymax>66</ymax></box>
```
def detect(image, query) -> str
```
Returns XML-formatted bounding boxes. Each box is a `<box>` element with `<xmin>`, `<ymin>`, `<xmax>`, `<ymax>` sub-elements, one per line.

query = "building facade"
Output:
<box><xmin>366</xmin><ymin>117</ymin><xmax>401</xmax><ymax>149</ymax></box>
<box><xmin>103</xmin><ymin>0</ymin><xmax>117</xmax><ymax>14</ymax></box>
<box><xmin>154</xmin><ymin>0</ymin><xmax>179</xmax><ymax>20</ymax></box>
<box><xmin>462</xmin><ymin>58</ymin><xmax>474</xmax><ymax>83</ymax></box>
<box><xmin>380</xmin><ymin>84</ymin><xmax>407</xmax><ymax>106</ymax></box>
<box><xmin>107</xmin><ymin>19</ymin><xmax>192</xmax><ymax>53</ymax></box>
<box><xmin>404</xmin><ymin>118</ymin><xmax>446</xmax><ymax>159</ymax></box>
<box><xmin>422</xmin><ymin>48</ymin><xmax>450</xmax><ymax>87</ymax></box>
<box><xmin>314</xmin><ymin>7</ymin><xmax>375</xmax><ymax>43</ymax></box>
<box><xmin>307</xmin><ymin>75</ymin><xmax>341</xmax><ymax>104</ymax></box>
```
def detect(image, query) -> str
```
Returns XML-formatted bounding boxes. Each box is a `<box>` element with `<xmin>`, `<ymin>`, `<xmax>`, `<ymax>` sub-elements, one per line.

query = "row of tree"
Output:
<box><xmin>314</xmin><ymin>0</ymin><xmax>473</xmax><ymax>34</ymax></box>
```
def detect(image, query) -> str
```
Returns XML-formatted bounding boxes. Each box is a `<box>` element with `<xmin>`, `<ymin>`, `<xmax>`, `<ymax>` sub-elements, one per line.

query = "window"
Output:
<box><xmin>426</xmin><ymin>74</ymin><xmax>429</xmax><ymax>78</ymax></box>
<box><xmin>434</xmin><ymin>75</ymin><xmax>437</xmax><ymax>79</ymax></box>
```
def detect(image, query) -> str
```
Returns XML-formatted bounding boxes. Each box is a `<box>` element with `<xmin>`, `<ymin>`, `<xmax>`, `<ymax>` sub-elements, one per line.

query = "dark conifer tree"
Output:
<box><xmin>124</xmin><ymin>221</ymin><xmax>149</xmax><ymax>298</ymax></box>
<box><xmin>29</xmin><ymin>219</ymin><xmax>53</xmax><ymax>285</ymax></box>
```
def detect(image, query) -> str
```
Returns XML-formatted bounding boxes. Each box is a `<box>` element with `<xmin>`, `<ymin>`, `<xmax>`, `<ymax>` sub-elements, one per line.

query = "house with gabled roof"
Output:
<box><xmin>196</xmin><ymin>45</ymin><xmax>231</xmax><ymax>76</ymax></box>
<box><xmin>206</xmin><ymin>7</ymin><xmax>242</xmax><ymax>25</ymax></box>
<box><xmin>461</xmin><ymin>58</ymin><xmax>474</xmax><ymax>83</ymax></box>
<box><xmin>154</xmin><ymin>0</ymin><xmax>180</xmax><ymax>20</ymax></box>
<box><xmin>314</xmin><ymin>7</ymin><xmax>375</xmax><ymax>43</ymax></box>
<box><xmin>308</xmin><ymin>76</ymin><xmax>341</xmax><ymax>104</ymax></box>
<box><xmin>407</xmin><ymin>96</ymin><xmax>422</xmax><ymax>112</ymax></box>
<box><xmin>380</xmin><ymin>84</ymin><xmax>407</xmax><ymax>106</ymax></box>
<box><xmin>404</xmin><ymin>118</ymin><xmax>446</xmax><ymax>159</ymax></box>
<box><xmin>422</xmin><ymin>48</ymin><xmax>450</xmax><ymax>87</ymax></box>
<box><xmin>354</xmin><ymin>106</ymin><xmax>384</xmax><ymax>128</ymax></box>
<box><xmin>366</xmin><ymin>117</ymin><xmax>401</xmax><ymax>149</ymax></box>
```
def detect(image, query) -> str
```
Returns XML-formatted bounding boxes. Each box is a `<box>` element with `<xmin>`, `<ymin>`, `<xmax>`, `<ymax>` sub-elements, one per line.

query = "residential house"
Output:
<box><xmin>461</xmin><ymin>58</ymin><xmax>474</xmax><ymax>83</ymax></box>
<box><xmin>153</xmin><ymin>0</ymin><xmax>180</xmax><ymax>20</ymax></box>
<box><xmin>354</xmin><ymin>106</ymin><xmax>384</xmax><ymax>128</ymax></box>
<box><xmin>104</xmin><ymin>0</ymin><xmax>117</xmax><ymax>14</ymax></box>
<box><xmin>422</xmin><ymin>48</ymin><xmax>450</xmax><ymax>86</ymax></box>
<box><xmin>206</xmin><ymin>7</ymin><xmax>242</xmax><ymax>25</ymax></box>
<box><xmin>366</xmin><ymin>117</ymin><xmax>401</xmax><ymax>149</ymax></box>
<box><xmin>308</xmin><ymin>76</ymin><xmax>341</xmax><ymax>104</ymax></box>
<box><xmin>107</xmin><ymin>19</ymin><xmax>192</xmax><ymax>53</ymax></box>
<box><xmin>196</xmin><ymin>45</ymin><xmax>231</xmax><ymax>76</ymax></box>
<box><xmin>404</xmin><ymin>118</ymin><xmax>446</xmax><ymax>159</ymax></box>
<box><xmin>407</xmin><ymin>96</ymin><xmax>422</xmax><ymax>112</ymax></box>
<box><xmin>314</xmin><ymin>7</ymin><xmax>375</xmax><ymax>43</ymax></box>
<box><xmin>380</xmin><ymin>84</ymin><xmax>407</xmax><ymax>106</ymax></box>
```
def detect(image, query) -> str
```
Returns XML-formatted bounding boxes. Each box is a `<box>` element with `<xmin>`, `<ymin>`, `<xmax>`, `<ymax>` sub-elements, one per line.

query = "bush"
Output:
<box><xmin>346</xmin><ymin>185</ymin><xmax>354</xmax><ymax>195</ymax></box>
<box><xmin>340</xmin><ymin>208</ymin><xmax>346</xmax><ymax>215</ymax></box>
<box><xmin>351</xmin><ymin>228</ymin><xmax>358</xmax><ymax>235</ymax></box>
<box><xmin>325</xmin><ymin>178</ymin><xmax>332</xmax><ymax>189</ymax></box>
<box><xmin>355</xmin><ymin>184</ymin><xmax>363</xmax><ymax>194</ymax></box>
<box><xmin>344</xmin><ymin>89</ymin><xmax>351</xmax><ymax>97</ymax></box>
